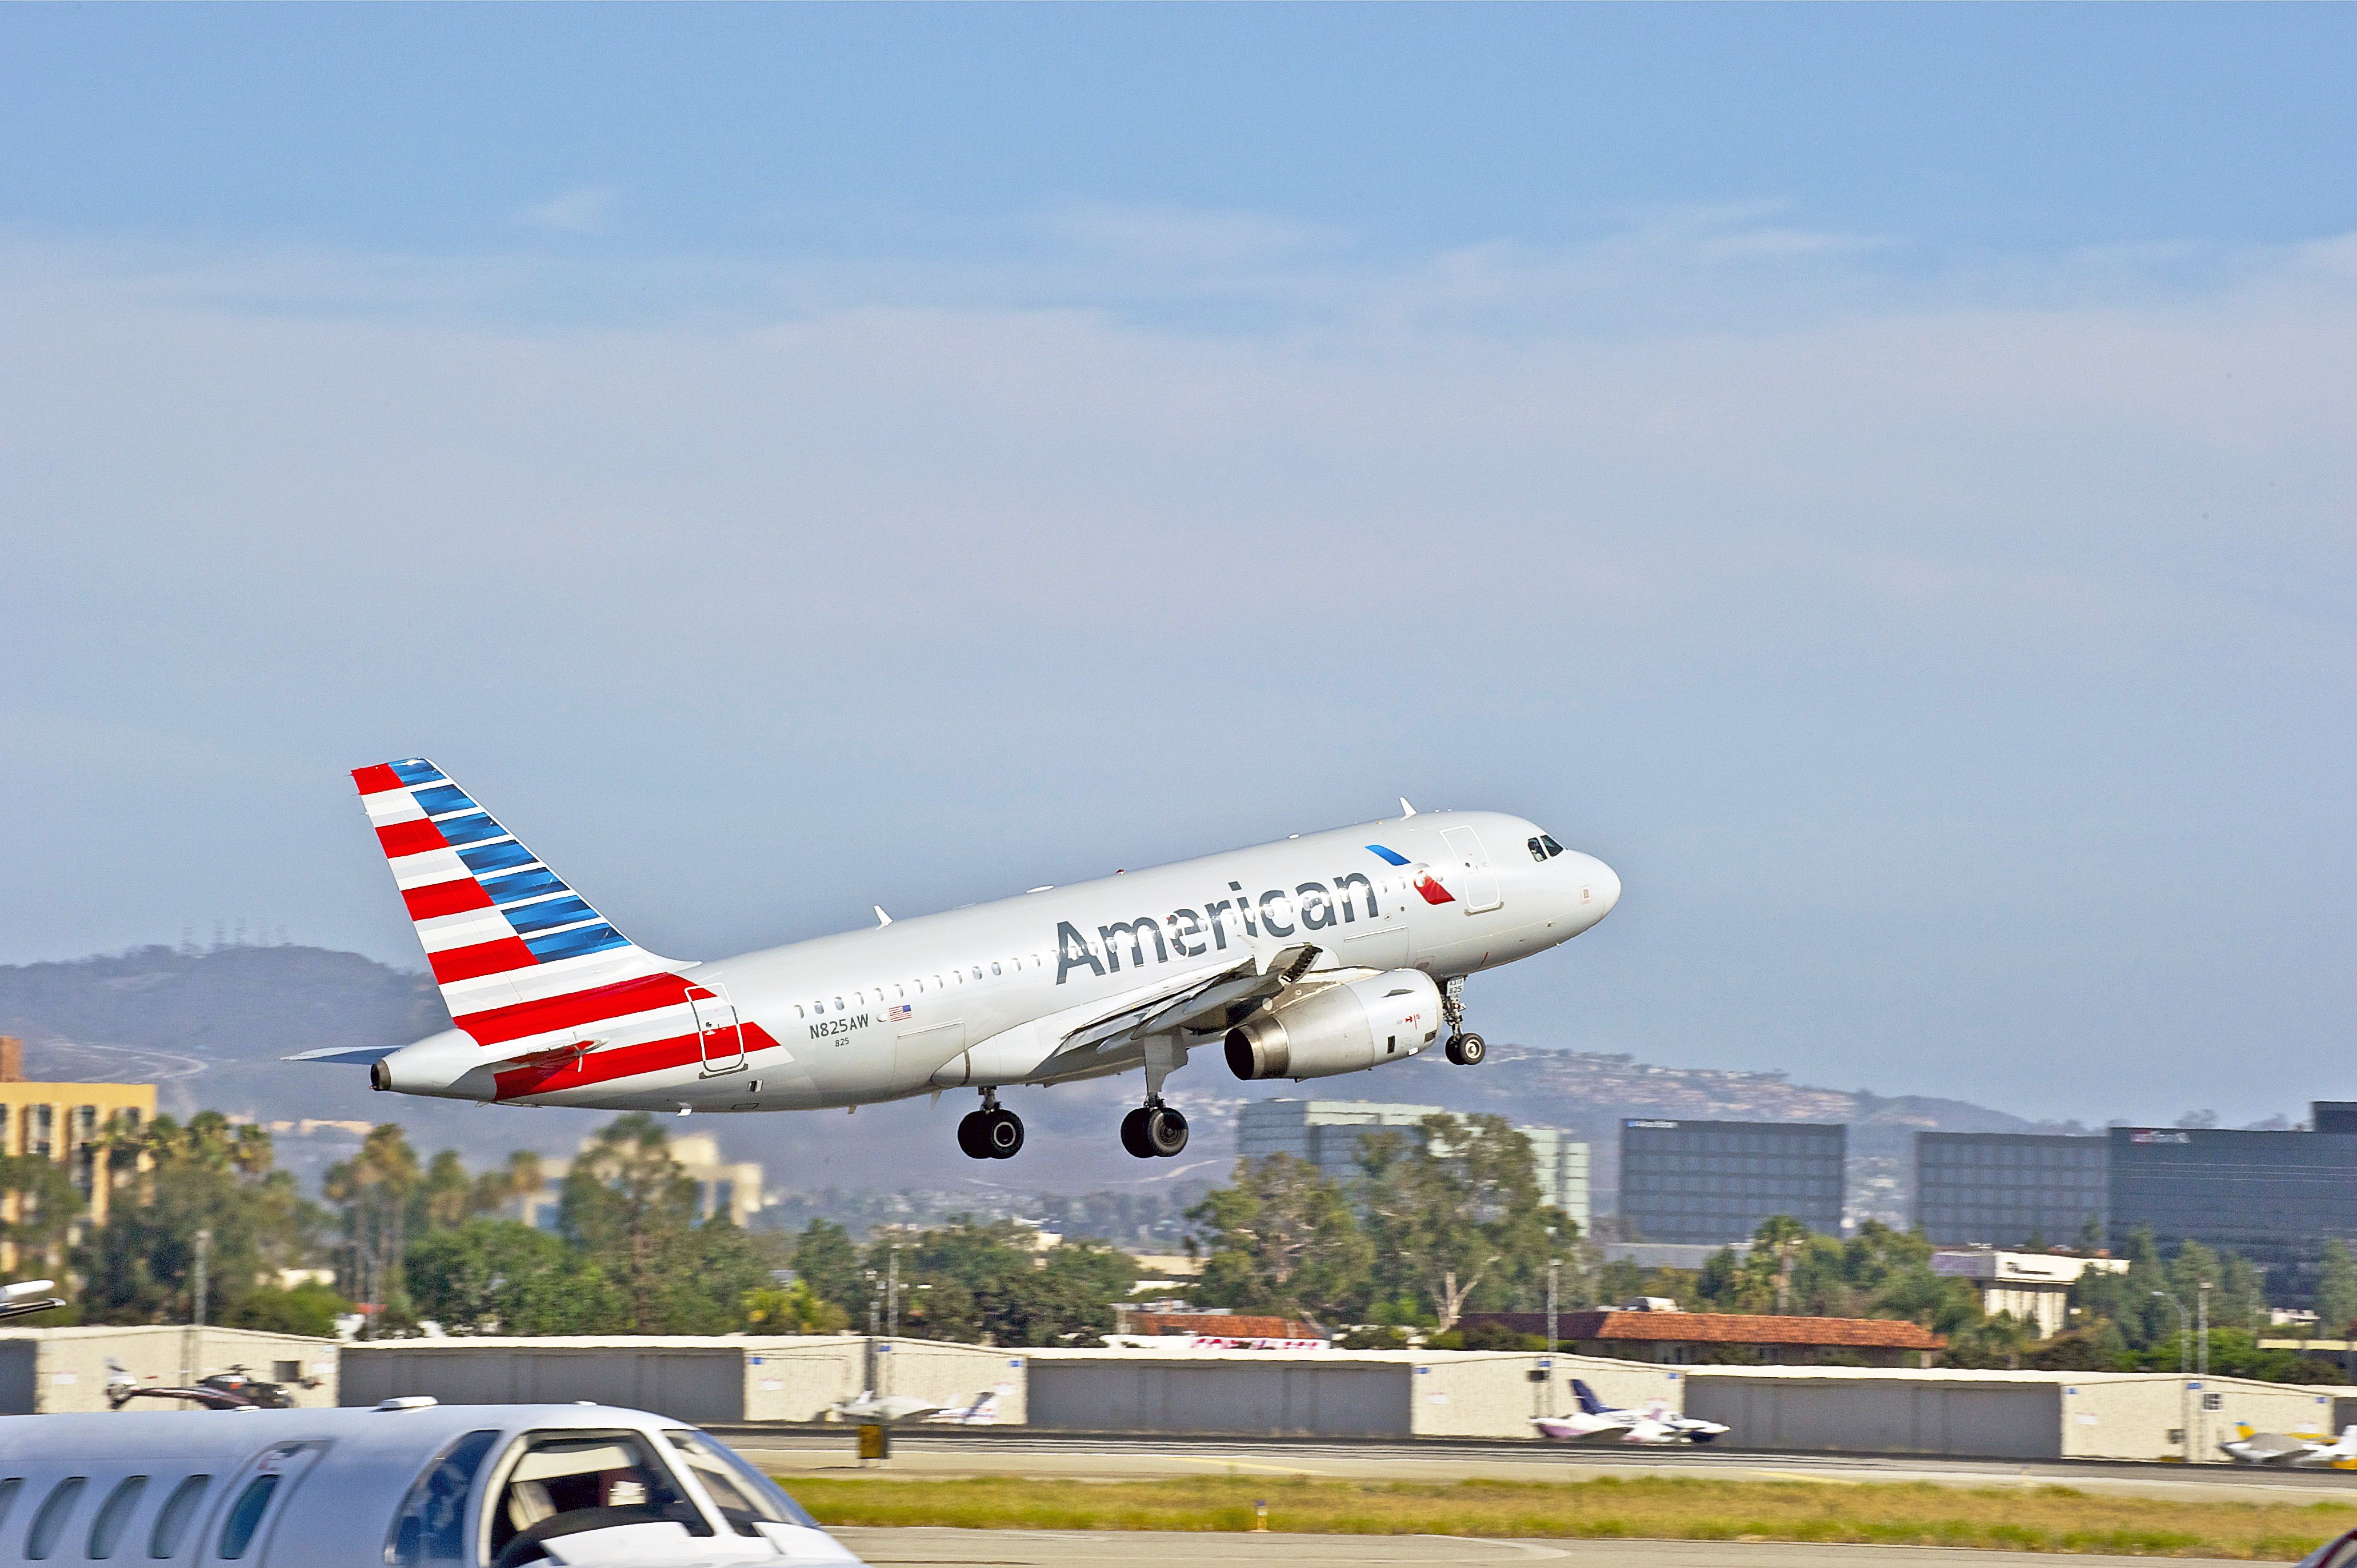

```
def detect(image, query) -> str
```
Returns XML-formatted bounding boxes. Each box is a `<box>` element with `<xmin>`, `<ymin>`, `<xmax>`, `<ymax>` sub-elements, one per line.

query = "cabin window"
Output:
<box><xmin>483</xmin><ymin>1430</ymin><xmax>710</xmax><ymax>1565</ymax></box>
<box><xmin>86</xmin><ymin>1475</ymin><xmax>146</xmax><ymax>1559</ymax></box>
<box><xmin>146</xmin><ymin>1474</ymin><xmax>208</xmax><ymax>1559</ymax></box>
<box><xmin>660</xmin><ymin>1430</ymin><xmax>817</xmax><ymax>1537</ymax></box>
<box><xmin>386</xmin><ymin>1429</ymin><xmax>500</xmax><ymax>1567</ymax></box>
<box><xmin>25</xmin><ymin>1475</ymin><xmax>85</xmax><ymax>1559</ymax></box>
<box><xmin>215</xmin><ymin>1474</ymin><xmax>278</xmax><ymax>1559</ymax></box>
<box><xmin>990</xmin><ymin>962</ymin><xmax>1001</xmax><ymax>977</ymax></box>
<box><xmin>833</xmin><ymin>997</ymin><xmax>843</xmax><ymax>1012</ymax></box>
<box><xmin>794</xmin><ymin>1005</ymin><xmax>804</xmax><ymax>1018</ymax></box>
<box><xmin>894</xmin><ymin>984</ymin><xmax>904</xmax><ymax>999</ymax></box>
<box><xmin>971</xmin><ymin>966</ymin><xmax>982</xmax><ymax>981</ymax></box>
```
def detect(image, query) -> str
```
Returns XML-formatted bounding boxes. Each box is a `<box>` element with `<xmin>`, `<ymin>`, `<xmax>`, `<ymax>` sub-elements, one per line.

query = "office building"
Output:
<box><xmin>2108</xmin><ymin>1107</ymin><xmax>2357</xmax><ymax>1306</ymax></box>
<box><xmin>1618</xmin><ymin>1118</ymin><xmax>1844</xmax><ymax>1244</ymax></box>
<box><xmin>0</xmin><ymin>1036</ymin><xmax>158</xmax><ymax>1266</ymax></box>
<box><xmin>1932</xmin><ymin>1249</ymin><xmax>2128</xmax><ymax>1337</ymax></box>
<box><xmin>1236</xmin><ymin>1099</ymin><xmax>1590</xmax><ymax>1231</ymax></box>
<box><xmin>1915</xmin><ymin>1132</ymin><xmax>2107</xmax><ymax>1245</ymax></box>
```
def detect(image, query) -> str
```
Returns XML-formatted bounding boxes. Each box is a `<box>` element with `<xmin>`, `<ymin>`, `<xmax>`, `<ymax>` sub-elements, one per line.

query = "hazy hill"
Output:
<box><xmin>0</xmin><ymin>944</ymin><xmax>2070</xmax><ymax>1218</ymax></box>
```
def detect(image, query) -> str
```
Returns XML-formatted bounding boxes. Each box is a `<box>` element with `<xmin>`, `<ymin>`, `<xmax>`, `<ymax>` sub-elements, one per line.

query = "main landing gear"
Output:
<box><xmin>1120</xmin><ymin>1098</ymin><xmax>1190</xmax><ymax>1159</ymax></box>
<box><xmin>957</xmin><ymin>1089</ymin><xmax>1024</xmax><ymax>1160</ymax></box>
<box><xmin>1440</xmin><ymin>975</ymin><xmax>1486</xmax><ymax>1066</ymax></box>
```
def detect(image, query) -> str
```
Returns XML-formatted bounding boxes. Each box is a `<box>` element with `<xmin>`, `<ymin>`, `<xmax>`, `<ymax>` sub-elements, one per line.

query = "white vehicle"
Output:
<box><xmin>0</xmin><ymin>1399</ymin><xmax>857</xmax><ymax>1566</ymax></box>
<box><xmin>1533</xmin><ymin>1378</ymin><xmax>1728</xmax><ymax>1446</ymax></box>
<box><xmin>295</xmin><ymin>762</ymin><xmax>1620</xmax><ymax>1160</ymax></box>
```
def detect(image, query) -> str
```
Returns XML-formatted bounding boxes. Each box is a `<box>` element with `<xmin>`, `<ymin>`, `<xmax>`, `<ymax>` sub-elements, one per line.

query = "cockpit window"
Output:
<box><xmin>1540</xmin><ymin>835</ymin><xmax>1565</xmax><ymax>858</ymax></box>
<box><xmin>485</xmin><ymin>1431</ymin><xmax>709</xmax><ymax>1568</ymax></box>
<box><xmin>661</xmin><ymin>1430</ymin><xmax>818</xmax><ymax>1535</ymax></box>
<box><xmin>1527</xmin><ymin>837</ymin><xmax>1547</xmax><ymax>863</ymax></box>
<box><xmin>387</xmin><ymin>1429</ymin><xmax>500</xmax><ymax>1567</ymax></box>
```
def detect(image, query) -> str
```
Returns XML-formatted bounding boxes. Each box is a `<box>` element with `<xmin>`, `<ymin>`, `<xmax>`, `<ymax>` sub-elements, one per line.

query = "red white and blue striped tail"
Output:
<box><xmin>350</xmin><ymin>759</ymin><xmax>683</xmax><ymax>1024</ymax></box>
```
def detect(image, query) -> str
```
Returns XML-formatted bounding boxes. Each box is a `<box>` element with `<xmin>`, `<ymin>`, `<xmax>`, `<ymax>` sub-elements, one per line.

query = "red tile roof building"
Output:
<box><xmin>1458</xmin><ymin>1309</ymin><xmax>1947</xmax><ymax>1368</ymax></box>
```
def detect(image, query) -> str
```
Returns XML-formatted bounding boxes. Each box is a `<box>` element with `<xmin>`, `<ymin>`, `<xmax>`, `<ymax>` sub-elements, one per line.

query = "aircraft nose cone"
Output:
<box><xmin>1582</xmin><ymin>856</ymin><xmax>1621</xmax><ymax>919</ymax></box>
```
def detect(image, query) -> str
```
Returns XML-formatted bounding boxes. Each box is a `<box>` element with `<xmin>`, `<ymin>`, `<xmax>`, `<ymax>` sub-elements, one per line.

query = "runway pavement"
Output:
<box><xmin>833</xmin><ymin>1530</ymin><xmax>2258</xmax><ymax>1568</ymax></box>
<box><xmin>723</xmin><ymin>1427</ymin><xmax>2357</xmax><ymax>1503</ymax></box>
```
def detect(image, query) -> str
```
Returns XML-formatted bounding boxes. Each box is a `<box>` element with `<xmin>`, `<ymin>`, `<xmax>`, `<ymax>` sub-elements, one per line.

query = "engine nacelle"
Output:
<box><xmin>1224</xmin><ymin>969</ymin><xmax>1444</xmax><ymax>1081</ymax></box>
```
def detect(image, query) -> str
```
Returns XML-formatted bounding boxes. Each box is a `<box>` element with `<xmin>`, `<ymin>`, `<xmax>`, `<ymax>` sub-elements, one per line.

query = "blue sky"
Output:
<box><xmin>2</xmin><ymin>3</ymin><xmax>2352</xmax><ymax>1126</ymax></box>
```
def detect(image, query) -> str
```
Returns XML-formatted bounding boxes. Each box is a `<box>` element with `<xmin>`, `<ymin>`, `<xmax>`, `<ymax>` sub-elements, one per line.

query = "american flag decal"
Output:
<box><xmin>888</xmin><ymin>1004</ymin><xmax>913</xmax><ymax>1022</ymax></box>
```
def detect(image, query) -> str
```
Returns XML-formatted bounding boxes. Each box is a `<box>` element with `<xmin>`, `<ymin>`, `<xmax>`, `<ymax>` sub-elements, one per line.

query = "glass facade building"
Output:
<box><xmin>2108</xmin><ymin>1113</ymin><xmax>2357</xmax><ymax>1306</ymax></box>
<box><xmin>1619</xmin><ymin>1118</ymin><xmax>1845</xmax><ymax>1244</ymax></box>
<box><xmin>1914</xmin><ymin>1132</ymin><xmax>2107</xmax><ymax>1245</ymax></box>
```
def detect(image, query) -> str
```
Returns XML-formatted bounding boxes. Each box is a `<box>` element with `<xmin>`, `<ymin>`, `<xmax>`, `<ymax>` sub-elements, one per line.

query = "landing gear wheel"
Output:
<box><xmin>982</xmin><ymin>1108</ymin><xmax>1025</xmax><ymax>1159</ymax></box>
<box><xmin>957</xmin><ymin>1111</ymin><xmax>991</xmax><ymax>1159</ymax></box>
<box><xmin>1454</xmin><ymin>1033</ymin><xmax>1486</xmax><ymax>1066</ymax></box>
<box><xmin>1145</xmin><ymin>1105</ymin><xmax>1190</xmax><ymax>1157</ymax></box>
<box><xmin>1444</xmin><ymin>1036</ymin><xmax>1464</xmax><ymax>1064</ymax></box>
<box><xmin>1120</xmin><ymin>1107</ymin><xmax>1153</xmax><ymax>1159</ymax></box>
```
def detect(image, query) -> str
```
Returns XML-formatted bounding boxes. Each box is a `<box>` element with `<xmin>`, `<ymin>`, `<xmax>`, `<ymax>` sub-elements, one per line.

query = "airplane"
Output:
<box><xmin>293</xmin><ymin>761</ymin><xmax>1621</xmax><ymax>1160</ymax></box>
<box><xmin>1534</xmin><ymin>1378</ymin><xmax>1730</xmax><ymax>1445</ymax></box>
<box><xmin>0</xmin><ymin>1278</ymin><xmax>65</xmax><ymax>1322</ymax></box>
<box><xmin>825</xmin><ymin>1388</ymin><xmax>1001</xmax><ymax>1425</ymax></box>
<box><xmin>0</xmin><ymin>1399</ymin><xmax>859</xmax><ymax>1566</ymax></box>
<box><xmin>2221</xmin><ymin>1423</ymin><xmax>2357</xmax><ymax>1467</ymax></box>
<box><xmin>925</xmin><ymin>1390</ymin><xmax>1002</xmax><ymax>1425</ymax></box>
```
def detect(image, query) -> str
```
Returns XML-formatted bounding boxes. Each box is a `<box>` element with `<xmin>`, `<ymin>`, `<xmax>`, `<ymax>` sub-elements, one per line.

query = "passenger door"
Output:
<box><xmin>1440</xmin><ymin>827</ymin><xmax>1502</xmax><ymax>913</ymax></box>
<box><xmin>687</xmin><ymin>982</ymin><xmax>746</xmax><ymax>1075</ymax></box>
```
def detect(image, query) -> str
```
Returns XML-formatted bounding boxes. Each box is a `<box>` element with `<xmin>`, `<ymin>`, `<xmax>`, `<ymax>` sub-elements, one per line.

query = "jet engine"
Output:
<box><xmin>1224</xmin><ymin>969</ymin><xmax>1444</xmax><ymax>1081</ymax></box>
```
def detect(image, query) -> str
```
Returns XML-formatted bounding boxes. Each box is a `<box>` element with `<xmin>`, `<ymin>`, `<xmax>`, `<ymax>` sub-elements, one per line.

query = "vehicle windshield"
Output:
<box><xmin>484</xmin><ymin>1430</ymin><xmax>709</xmax><ymax>1568</ymax></box>
<box><xmin>2298</xmin><ymin>1535</ymin><xmax>2357</xmax><ymax>1568</ymax></box>
<box><xmin>661</xmin><ymin>1430</ymin><xmax>819</xmax><ymax>1534</ymax></box>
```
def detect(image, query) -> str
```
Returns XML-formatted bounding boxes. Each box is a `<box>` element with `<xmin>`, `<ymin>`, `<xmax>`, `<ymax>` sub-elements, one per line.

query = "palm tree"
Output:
<box><xmin>1753</xmin><ymin>1215</ymin><xmax>1809</xmax><ymax>1314</ymax></box>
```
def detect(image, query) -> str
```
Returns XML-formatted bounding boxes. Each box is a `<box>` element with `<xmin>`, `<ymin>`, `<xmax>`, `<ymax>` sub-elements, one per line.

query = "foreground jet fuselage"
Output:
<box><xmin>302</xmin><ymin>761</ymin><xmax>1620</xmax><ymax>1161</ymax></box>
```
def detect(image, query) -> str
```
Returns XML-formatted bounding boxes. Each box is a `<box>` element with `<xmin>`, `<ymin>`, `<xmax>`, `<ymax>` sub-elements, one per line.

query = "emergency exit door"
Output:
<box><xmin>689</xmin><ymin>983</ymin><xmax>746</xmax><ymax>1074</ymax></box>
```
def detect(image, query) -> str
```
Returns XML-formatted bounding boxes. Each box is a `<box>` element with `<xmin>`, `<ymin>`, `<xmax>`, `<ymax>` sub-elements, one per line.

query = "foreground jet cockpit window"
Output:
<box><xmin>483</xmin><ymin>1431</ymin><xmax>709</xmax><ymax>1568</ymax></box>
<box><xmin>387</xmin><ymin>1429</ymin><xmax>501</xmax><ymax>1567</ymax></box>
<box><xmin>659</xmin><ymin>1430</ymin><xmax>817</xmax><ymax>1536</ymax></box>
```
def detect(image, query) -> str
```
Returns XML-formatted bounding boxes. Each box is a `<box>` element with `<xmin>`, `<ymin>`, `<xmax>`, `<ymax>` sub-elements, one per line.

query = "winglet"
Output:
<box><xmin>1399</xmin><ymin>797</ymin><xmax>1418</xmax><ymax>817</ymax></box>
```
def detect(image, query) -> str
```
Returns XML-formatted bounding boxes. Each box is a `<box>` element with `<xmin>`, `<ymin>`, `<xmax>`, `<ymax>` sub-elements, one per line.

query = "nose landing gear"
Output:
<box><xmin>957</xmin><ymin>1089</ymin><xmax>1024</xmax><ymax>1160</ymax></box>
<box><xmin>1439</xmin><ymin>975</ymin><xmax>1486</xmax><ymax>1065</ymax></box>
<box><xmin>1120</xmin><ymin>1099</ymin><xmax>1190</xmax><ymax>1158</ymax></box>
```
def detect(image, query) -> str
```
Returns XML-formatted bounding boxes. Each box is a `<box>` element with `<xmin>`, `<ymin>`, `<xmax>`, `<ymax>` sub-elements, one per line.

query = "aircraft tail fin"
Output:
<box><xmin>351</xmin><ymin>759</ymin><xmax>681</xmax><ymax>1024</ymax></box>
<box><xmin>1571</xmin><ymin>1378</ymin><xmax>1608</xmax><ymax>1416</ymax></box>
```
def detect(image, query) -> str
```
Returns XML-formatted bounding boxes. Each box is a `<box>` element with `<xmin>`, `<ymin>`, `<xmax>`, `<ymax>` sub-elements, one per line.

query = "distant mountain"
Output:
<box><xmin>0</xmin><ymin>945</ymin><xmax>2070</xmax><ymax>1220</ymax></box>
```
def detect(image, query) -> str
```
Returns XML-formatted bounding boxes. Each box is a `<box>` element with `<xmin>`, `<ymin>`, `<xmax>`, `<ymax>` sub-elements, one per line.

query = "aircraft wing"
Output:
<box><xmin>283</xmin><ymin>1044</ymin><xmax>401</xmax><ymax>1065</ymax></box>
<box><xmin>1057</xmin><ymin>943</ymin><xmax>1333</xmax><ymax>1058</ymax></box>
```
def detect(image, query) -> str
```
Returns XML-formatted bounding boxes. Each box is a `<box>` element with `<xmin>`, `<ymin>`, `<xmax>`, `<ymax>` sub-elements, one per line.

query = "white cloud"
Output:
<box><xmin>515</xmin><ymin>186</ymin><xmax>619</xmax><ymax>235</ymax></box>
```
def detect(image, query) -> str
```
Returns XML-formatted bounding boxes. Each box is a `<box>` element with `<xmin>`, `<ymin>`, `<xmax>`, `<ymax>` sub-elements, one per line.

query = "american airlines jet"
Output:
<box><xmin>296</xmin><ymin>761</ymin><xmax>1620</xmax><ymax>1160</ymax></box>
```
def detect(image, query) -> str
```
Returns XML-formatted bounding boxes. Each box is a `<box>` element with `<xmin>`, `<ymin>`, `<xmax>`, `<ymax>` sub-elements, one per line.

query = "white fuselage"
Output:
<box><xmin>375</xmin><ymin>809</ymin><xmax>1619</xmax><ymax>1113</ymax></box>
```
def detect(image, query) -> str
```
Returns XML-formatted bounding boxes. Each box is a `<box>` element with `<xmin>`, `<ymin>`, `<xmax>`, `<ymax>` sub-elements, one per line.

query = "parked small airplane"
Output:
<box><xmin>0</xmin><ymin>1278</ymin><xmax>64</xmax><ymax>1322</ymax></box>
<box><xmin>1534</xmin><ymin>1378</ymin><xmax>1729</xmax><ymax>1445</ymax></box>
<box><xmin>295</xmin><ymin>762</ymin><xmax>1620</xmax><ymax>1160</ymax></box>
<box><xmin>825</xmin><ymin>1390</ymin><xmax>941</xmax><ymax>1423</ymax></box>
<box><xmin>0</xmin><ymin>1399</ymin><xmax>858</xmax><ymax>1565</ymax></box>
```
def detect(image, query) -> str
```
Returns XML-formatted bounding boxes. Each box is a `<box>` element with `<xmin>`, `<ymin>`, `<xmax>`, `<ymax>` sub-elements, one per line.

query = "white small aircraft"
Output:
<box><xmin>2222</xmin><ymin>1423</ymin><xmax>2357</xmax><ymax>1467</ymax></box>
<box><xmin>0</xmin><ymin>1278</ymin><xmax>65</xmax><ymax>1323</ymax></box>
<box><xmin>0</xmin><ymin>1399</ymin><xmax>858</xmax><ymax>1566</ymax></box>
<box><xmin>826</xmin><ymin>1388</ymin><xmax>999</xmax><ymax>1425</ymax></box>
<box><xmin>293</xmin><ymin>763</ymin><xmax>1619</xmax><ymax>1160</ymax></box>
<box><xmin>1533</xmin><ymin>1378</ymin><xmax>1729</xmax><ymax>1445</ymax></box>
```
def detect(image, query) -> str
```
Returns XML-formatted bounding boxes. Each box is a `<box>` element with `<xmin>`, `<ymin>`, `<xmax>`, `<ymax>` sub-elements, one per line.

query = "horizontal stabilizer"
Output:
<box><xmin>283</xmin><ymin>1044</ymin><xmax>401</xmax><ymax>1065</ymax></box>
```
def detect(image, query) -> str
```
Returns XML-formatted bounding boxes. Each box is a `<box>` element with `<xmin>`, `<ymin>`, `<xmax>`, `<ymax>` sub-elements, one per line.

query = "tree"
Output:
<box><xmin>406</xmin><ymin>1218</ymin><xmax>629</xmax><ymax>1334</ymax></box>
<box><xmin>1357</xmin><ymin>1114</ymin><xmax>1555</xmax><ymax>1332</ymax></box>
<box><xmin>0</xmin><ymin>1152</ymin><xmax>83</xmax><ymax>1276</ymax></box>
<box><xmin>323</xmin><ymin>1124</ymin><xmax>422</xmax><ymax>1324</ymax></box>
<box><xmin>77</xmin><ymin>1113</ymin><xmax>314</xmax><ymax>1326</ymax></box>
<box><xmin>792</xmin><ymin>1219</ymin><xmax>863</xmax><ymax>1319</ymax></box>
<box><xmin>2316</xmin><ymin>1239</ymin><xmax>2357</xmax><ymax>1340</ymax></box>
<box><xmin>1187</xmin><ymin>1154</ymin><xmax>1371</xmax><ymax>1322</ymax></box>
<box><xmin>558</xmin><ymin>1113</ymin><xmax>770</xmax><ymax>1333</ymax></box>
<box><xmin>744</xmin><ymin>1280</ymin><xmax>850</xmax><ymax>1334</ymax></box>
<box><xmin>1753</xmin><ymin>1215</ymin><xmax>1809</xmax><ymax>1313</ymax></box>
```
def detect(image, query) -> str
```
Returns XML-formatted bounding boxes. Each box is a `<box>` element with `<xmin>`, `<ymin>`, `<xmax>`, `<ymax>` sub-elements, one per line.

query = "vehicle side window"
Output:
<box><xmin>87</xmin><ymin>1475</ymin><xmax>146</xmax><ymax>1559</ymax></box>
<box><xmin>387</xmin><ymin>1430</ymin><xmax>501</xmax><ymax>1567</ymax></box>
<box><xmin>0</xmin><ymin>1476</ymin><xmax>19</xmax><ymax>1531</ymax></box>
<box><xmin>215</xmin><ymin>1474</ymin><xmax>278</xmax><ymax>1560</ymax></box>
<box><xmin>26</xmin><ymin>1475</ymin><xmax>87</xmax><ymax>1560</ymax></box>
<box><xmin>485</xmin><ymin>1430</ymin><xmax>709</xmax><ymax>1568</ymax></box>
<box><xmin>147</xmin><ymin>1474</ymin><xmax>209</xmax><ymax>1558</ymax></box>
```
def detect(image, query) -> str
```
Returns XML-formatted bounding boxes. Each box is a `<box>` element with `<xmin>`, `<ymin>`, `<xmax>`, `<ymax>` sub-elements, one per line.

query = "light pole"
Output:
<box><xmin>191</xmin><ymin>1229</ymin><xmax>212</xmax><ymax>1329</ymax></box>
<box><xmin>2154</xmin><ymin>1287</ymin><xmax>2192</xmax><ymax>1465</ymax></box>
<box><xmin>1547</xmin><ymin>1258</ymin><xmax>1561</xmax><ymax>1357</ymax></box>
<box><xmin>887</xmin><ymin>1245</ymin><xmax>901</xmax><ymax>1340</ymax></box>
<box><xmin>2151</xmin><ymin>1288</ymin><xmax>2189</xmax><ymax>1372</ymax></box>
<box><xmin>2196</xmin><ymin>1282</ymin><xmax>2212</xmax><ymax>1377</ymax></box>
